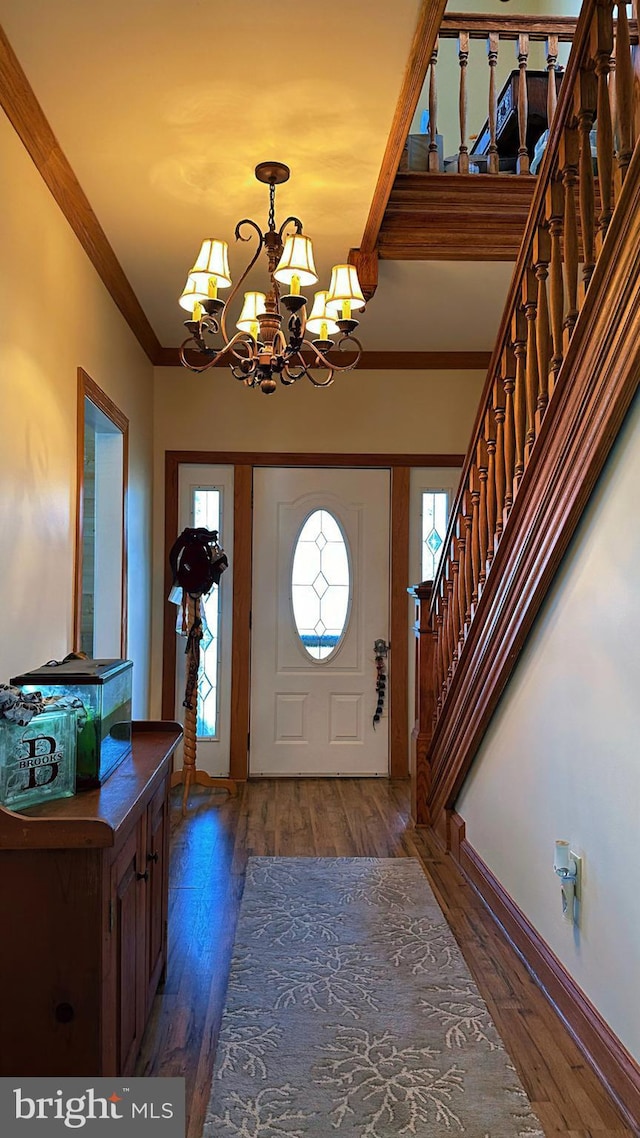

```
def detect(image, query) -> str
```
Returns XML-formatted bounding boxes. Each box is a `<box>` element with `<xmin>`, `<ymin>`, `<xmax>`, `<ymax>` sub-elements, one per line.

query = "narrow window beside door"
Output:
<box><xmin>421</xmin><ymin>490</ymin><xmax>449</xmax><ymax>581</ymax></box>
<box><xmin>193</xmin><ymin>487</ymin><xmax>222</xmax><ymax>738</ymax></box>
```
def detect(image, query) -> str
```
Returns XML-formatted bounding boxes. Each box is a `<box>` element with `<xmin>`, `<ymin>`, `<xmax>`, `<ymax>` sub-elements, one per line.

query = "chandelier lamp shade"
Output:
<box><xmin>177</xmin><ymin>162</ymin><xmax>366</xmax><ymax>394</ymax></box>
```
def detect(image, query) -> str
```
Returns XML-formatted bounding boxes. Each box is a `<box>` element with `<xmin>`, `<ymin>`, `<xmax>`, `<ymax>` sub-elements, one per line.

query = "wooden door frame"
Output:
<box><xmin>75</xmin><ymin>368</ymin><xmax>129</xmax><ymax>657</ymax></box>
<box><xmin>162</xmin><ymin>451</ymin><xmax>464</xmax><ymax>780</ymax></box>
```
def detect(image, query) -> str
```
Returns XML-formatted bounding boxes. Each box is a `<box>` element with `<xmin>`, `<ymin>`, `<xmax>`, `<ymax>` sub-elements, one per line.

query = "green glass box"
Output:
<box><xmin>11</xmin><ymin>659</ymin><xmax>133</xmax><ymax>788</ymax></box>
<box><xmin>0</xmin><ymin>708</ymin><xmax>77</xmax><ymax>811</ymax></box>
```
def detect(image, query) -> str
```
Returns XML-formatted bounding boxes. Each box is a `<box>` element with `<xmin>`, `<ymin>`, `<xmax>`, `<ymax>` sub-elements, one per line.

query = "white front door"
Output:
<box><xmin>250</xmin><ymin>467</ymin><xmax>390</xmax><ymax>776</ymax></box>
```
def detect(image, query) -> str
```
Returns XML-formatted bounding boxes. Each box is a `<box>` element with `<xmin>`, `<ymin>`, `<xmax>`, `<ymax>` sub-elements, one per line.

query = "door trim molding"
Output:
<box><xmin>162</xmin><ymin>451</ymin><xmax>464</xmax><ymax>779</ymax></box>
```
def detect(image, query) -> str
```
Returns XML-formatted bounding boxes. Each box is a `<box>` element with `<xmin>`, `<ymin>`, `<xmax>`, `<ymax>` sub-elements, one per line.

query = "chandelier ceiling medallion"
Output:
<box><xmin>178</xmin><ymin>162</ymin><xmax>366</xmax><ymax>394</ymax></box>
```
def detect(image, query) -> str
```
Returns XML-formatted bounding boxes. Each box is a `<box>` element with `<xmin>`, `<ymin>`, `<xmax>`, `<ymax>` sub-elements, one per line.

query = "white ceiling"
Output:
<box><xmin>0</xmin><ymin>0</ymin><xmax>514</xmax><ymax>352</ymax></box>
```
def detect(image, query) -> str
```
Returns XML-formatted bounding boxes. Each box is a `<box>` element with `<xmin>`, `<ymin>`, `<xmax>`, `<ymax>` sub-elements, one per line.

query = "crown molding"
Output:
<box><xmin>359</xmin><ymin>0</ymin><xmax>449</xmax><ymax>254</ymax></box>
<box><xmin>0</xmin><ymin>22</ymin><xmax>161</xmax><ymax>363</ymax></box>
<box><xmin>154</xmin><ymin>348</ymin><xmax>491</xmax><ymax>370</ymax></box>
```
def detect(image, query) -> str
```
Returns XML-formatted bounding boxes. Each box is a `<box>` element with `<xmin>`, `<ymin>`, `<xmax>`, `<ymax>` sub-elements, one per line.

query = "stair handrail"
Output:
<box><xmin>426</xmin><ymin>0</ymin><xmax>637</xmax><ymax>720</ymax></box>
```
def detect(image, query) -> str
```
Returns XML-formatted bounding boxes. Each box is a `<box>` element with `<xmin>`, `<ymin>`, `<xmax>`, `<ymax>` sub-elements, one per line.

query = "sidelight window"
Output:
<box><xmin>421</xmin><ymin>490</ymin><xmax>449</xmax><ymax>580</ymax></box>
<box><xmin>193</xmin><ymin>487</ymin><xmax>222</xmax><ymax>737</ymax></box>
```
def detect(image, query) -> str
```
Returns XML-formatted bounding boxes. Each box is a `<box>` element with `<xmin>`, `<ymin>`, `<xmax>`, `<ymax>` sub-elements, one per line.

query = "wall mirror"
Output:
<box><xmin>74</xmin><ymin>368</ymin><xmax>129</xmax><ymax>657</ymax></box>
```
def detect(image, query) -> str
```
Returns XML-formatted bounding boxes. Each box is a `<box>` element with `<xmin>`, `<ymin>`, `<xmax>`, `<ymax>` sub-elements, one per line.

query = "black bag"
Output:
<box><xmin>168</xmin><ymin>527</ymin><xmax>228</xmax><ymax>597</ymax></box>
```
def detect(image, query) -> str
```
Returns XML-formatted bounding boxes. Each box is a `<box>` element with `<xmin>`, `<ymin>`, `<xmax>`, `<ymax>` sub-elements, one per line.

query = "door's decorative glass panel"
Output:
<box><xmin>421</xmin><ymin>490</ymin><xmax>449</xmax><ymax>581</ymax></box>
<box><xmin>193</xmin><ymin>487</ymin><xmax>222</xmax><ymax>737</ymax></box>
<box><xmin>291</xmin><ymin>509</ymin><xmax>350</xmax><ymax>660</ymax></box>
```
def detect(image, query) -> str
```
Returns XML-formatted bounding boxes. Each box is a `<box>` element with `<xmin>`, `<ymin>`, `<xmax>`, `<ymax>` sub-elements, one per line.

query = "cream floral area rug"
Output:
<box><xmin>204</xmin><ymin>857</ymin><xmax>543</xmax><ymax>1137</ymax></box>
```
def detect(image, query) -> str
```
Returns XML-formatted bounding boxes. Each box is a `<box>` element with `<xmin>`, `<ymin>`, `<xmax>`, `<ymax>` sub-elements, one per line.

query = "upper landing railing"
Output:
<box><xmin>413</xmin><ymin>8</ymin><xmax>637</xmax><ymax>176</ymax></box>
<box><xmin>426</xmin><ymin>0</ymin><xmax>638</xmax><ymax>735</ymax></box>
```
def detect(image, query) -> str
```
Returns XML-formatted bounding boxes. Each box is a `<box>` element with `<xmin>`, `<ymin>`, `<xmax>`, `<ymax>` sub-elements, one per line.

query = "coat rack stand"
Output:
<box><xmin>170</xmin><ymin>593</ymin><xmax>237</xmax><ymax>815</ymax></box>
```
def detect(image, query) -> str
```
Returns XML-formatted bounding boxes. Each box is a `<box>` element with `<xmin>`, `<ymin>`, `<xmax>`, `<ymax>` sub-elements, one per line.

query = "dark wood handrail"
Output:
<box><xmin>440</xmin><ymin>13</ymin><xmax>580</xmax><ymax>40</ymax></box>
<box><xmin>440</xmin><ymin>12</ymin><xmax>637</xmax><ymax>42</ymax></box>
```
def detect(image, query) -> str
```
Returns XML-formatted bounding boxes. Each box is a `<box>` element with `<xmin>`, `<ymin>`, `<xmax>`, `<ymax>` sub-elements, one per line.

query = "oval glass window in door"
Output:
<box><xmin>291</xmin><ymin>509</ymin><xmax>351</xmax><ymax>660</ymax></box>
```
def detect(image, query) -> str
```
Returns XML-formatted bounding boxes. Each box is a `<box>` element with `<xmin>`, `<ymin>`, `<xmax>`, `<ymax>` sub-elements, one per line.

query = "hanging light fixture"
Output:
<box><xmin>177</xmin><ymin>162</ymin><xmax>365</xmax><ymax>394</ymax></box>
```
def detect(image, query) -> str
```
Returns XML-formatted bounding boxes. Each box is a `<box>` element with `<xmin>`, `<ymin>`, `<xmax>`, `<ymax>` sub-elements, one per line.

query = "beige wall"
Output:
<box><xmin>150</xmin><ymin>365</ymin><xmax>485</xmax><ymax>714</ymax></box>
<box><xmin>457</xmin><ymin>390</ymin><xmax>640</xmax><ymax>1062</ymax></box>
<box><xmin>0</xmin><ymin>111</ymin><xmax>155</xmax><ymax>714</ymax></box>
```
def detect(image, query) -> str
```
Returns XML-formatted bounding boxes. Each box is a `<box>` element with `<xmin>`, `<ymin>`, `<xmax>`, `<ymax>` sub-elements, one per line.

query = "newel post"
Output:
<box><xmin>408</xmin><ymin>581</ymin><xmax>435</xmax><ymax>826</ymax></box>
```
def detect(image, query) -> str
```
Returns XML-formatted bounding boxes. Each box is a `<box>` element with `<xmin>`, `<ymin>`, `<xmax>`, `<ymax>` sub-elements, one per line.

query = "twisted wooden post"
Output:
<box><xmin>171</xmin><ymin>593</ymin><xmax>237</xmax><ymax>815</ymax></box>
<box><xmin>487</xmin><ymin>32</ymin><xmax>500</xmax><ymax>174</ymax></box>
<box><xmin>458</xmin><ymin>31</ymin><xmax>470</xmax><ymax>173</ymax></box>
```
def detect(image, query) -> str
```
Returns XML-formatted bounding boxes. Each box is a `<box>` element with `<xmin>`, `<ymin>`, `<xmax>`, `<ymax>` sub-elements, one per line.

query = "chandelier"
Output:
<box><xmin>178</xmin><ymin>162</ymin><xmax>366</xmax><ymax>394</ymax></box>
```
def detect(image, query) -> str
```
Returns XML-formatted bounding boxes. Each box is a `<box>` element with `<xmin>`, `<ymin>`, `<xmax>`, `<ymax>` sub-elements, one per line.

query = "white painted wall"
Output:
<box><xmin>457</xmin><ymin>389</ymin><xmax>640</xmax><ymax>1061</ymax></box>
<box><xmin>0</xmin><ymin>111</ymin><xmax>154</xmax><ymax>714</ymax></box>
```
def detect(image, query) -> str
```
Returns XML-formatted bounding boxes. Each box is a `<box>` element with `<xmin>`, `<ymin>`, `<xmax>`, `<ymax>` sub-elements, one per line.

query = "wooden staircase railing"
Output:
<box><xmin>411</xmin><ymin>0</ymin><xmax>640</xmax><ymax>840</ymax></box>
<box><xmin>412</xmin><ymin>9</ymin><xmax>637</xmax><ymax>176</ymax></box>
<box><xmin>427</xmin><ymin>13</ymin><xmax>578</xmax><ymax>175</ymax></box>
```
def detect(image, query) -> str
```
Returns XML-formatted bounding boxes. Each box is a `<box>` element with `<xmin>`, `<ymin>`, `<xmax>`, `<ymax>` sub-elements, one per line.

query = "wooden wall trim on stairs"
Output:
<box><xmin>378</xmin><ymin>174</ymin><xmax>537</xmax><ymax>261</ymax></box>
<box><xmin>447</xmin><ymin>812</ymin><xmax>640</xmax><ymax>1133</ymax></box>
<box><xmin>359</xmin><ymin>0</ymin><xmax>449</xmax><ymax>254</ymax></box>
<box><xmin>425</xmin><ymin>129</ymin><xmax>640</xmax><ymax>828</ymax></box>
<box><xmin>0</xmin><ymin>23</ymin><xmax>162</xmax><ymax>365</ymax></box>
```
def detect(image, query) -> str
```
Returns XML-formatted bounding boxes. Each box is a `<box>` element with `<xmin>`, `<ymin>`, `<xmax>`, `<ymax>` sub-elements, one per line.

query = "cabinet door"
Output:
<box><xmin>111</xmin><ymin>823</ymin><xmax>147</xmax><ymax>1075</ymax></box>
<box><xmin>145</xmin><ymin>777</ymin><xmax>169</xmax><ymax>1012</ymax></box>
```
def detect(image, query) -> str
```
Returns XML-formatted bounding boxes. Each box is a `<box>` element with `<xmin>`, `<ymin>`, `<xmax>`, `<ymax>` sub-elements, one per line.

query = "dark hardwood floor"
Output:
<box><xmin>136</xmin><ymin>779</ymin><xmax>633</xmax><ymax>1137</ymax></box>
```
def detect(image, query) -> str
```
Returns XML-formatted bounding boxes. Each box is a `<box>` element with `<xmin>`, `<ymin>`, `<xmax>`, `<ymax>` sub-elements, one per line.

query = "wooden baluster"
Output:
<box><xmin>458</xmin><ymin>31</ymin><xmax>470</xmax><ymax>173</ymax></box>
<box><xmin>484</xmin><ymin>407</ymin><xmax>497</xmax><ymax>566</ymax></box>
<box><xmin>470</xmin><ymin>466</ymin><xmax>481</xmax><ymax>606</ymax></box>
<box><xmin>432</xmin><ymin>619</ymin><xmax>441</xmax><ymax>722</ymax></box>
<box><xmin>615</xmin><ymin>0</ymin><xmax>634</xmax><ymax>185</ymax></box>
<box><xmin>522</xmin><ymin>269</ymin><xmax>540</xmax><ymax>464</ymax></box>
<box><xmin>428</xmin><ymin>41</ymin><xmax>440</xmax><ymax>172</ymax></box>
<box><xmin>575</xmin><ymin>70</ymin><xmax>597</xmax><ymax>295</ymax></box>
<box><xmin>592</xmin><ymin>0</ymin><xmax>615</xmax><ymax>245</ymax></box>
<box><xmin>516</xmin><ymin>32</ymin><xmax>531</xmax><ymax>174</ymax></box>
<box><xmin>511</xmin><ymin>309</ymin><xmax>527</xmax><ymax>492</ymax></box>
<box><xmin>435</xmin><ymin>596</ymin><xmax>445</xmax><ymax>712</ymax></box>
<box><xmin>492</xmin><ymin>380</ymin><xmax>506</xmax><ymax>539</ymax></box>
<box><xmin>547</xmin><ymin>34</ymin><xmax>559</xmax><ymax>127</ymax></box>
<box><xmin>628</xmin><ymin>0</ymin><xmax>633</xmax><ymax>139</ymax></box>
<box><xmin>439</xmin><ymin>580</ymin><xmax>449</xmax><ymax>694</ymax></box>
<box><xmin>445</xmin><ymin>576</ymin><xmax>456</xmax><ymax>677</ymax></box>
<box><xmin>609</xmin><ymin>38</ymin><xmax>618</xmax><ymax>187</ymax></box>
<box><xmin>546</xmin><ymin>180</ymin><xmax>565</xmax><ymax>400</ymax></box>
<box><xmin>487</xmin><ymin>32</ymin><xmax>500</xmax><ymax>174</ymax></box>
<box><xmin>476</xmin><ymin>438</ymin><xmax>489</xmax><ymax>586</ymax></box>
<box><xmin>533</xmin><ymin>225</ymin><xmax>551</xmax><ymax>433</ymax></box>
<box><xmin>449</xmin><ymin>538</ymin><xmax>461</xmax><ymax>661</ymax></box>
<box><xmin>455</xmin><ymin>516</ymin><xmax>467</xmax><ymax>648</ymax></box>
<box><xmin>501</xmin><ymin>349</ymin><xmax>516</xmax><ymax>521</ymax></box>
<box><xmin>560</xmin><ymin>126</ymin><xmax>580</xmax><ymax>346</ymax></box>
<box><xmin>460</xmin><ymin>493</ymin><xmax>471</xmax><ymax>628</ymax></box>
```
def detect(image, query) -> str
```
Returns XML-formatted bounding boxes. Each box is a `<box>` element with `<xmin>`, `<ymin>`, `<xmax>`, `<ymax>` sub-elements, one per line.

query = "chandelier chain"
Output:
<box><xmin>268</xmin><ymin>183</ymin><xmax>276</xmax><ymax>232</ymax></box>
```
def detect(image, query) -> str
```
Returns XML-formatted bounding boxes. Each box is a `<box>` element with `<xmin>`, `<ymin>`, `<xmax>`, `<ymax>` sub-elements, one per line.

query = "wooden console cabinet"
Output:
<box><xmin>0</xmin><ymin>721</ymin><xmax>182</xmax><ymax>1077</ymax></box>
